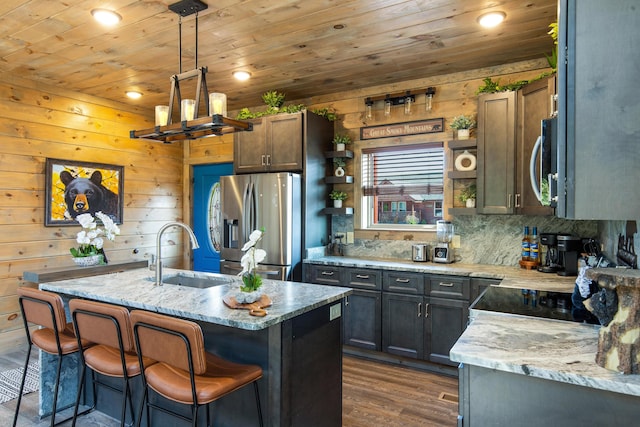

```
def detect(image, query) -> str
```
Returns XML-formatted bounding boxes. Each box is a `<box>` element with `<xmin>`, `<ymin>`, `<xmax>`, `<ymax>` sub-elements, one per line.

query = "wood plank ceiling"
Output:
<box><xmin>0</xmin><ymin>0</ymin><xmax>557</xmax><ymax>112</ymax></box>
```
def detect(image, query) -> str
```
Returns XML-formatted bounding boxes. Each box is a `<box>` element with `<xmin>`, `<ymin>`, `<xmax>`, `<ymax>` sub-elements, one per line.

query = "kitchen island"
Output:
<box><xmin>34</xmin><ymin>267</ymin><xmax>351</xmax><ymax>427</ymax></box>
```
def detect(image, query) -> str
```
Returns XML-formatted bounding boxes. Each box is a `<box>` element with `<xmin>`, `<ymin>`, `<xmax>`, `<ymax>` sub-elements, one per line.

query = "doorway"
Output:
<box><xmin>192</xmin><ymin>163</ymin><xmax>233</xmax><ymax>272</ymax></box>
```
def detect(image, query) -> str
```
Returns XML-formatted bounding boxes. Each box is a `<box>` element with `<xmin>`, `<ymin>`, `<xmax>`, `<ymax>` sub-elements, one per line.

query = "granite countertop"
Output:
<box><xmin>450</xmin><ymin>311</ymin><xmax>640</xmax><ymax>397</ymax></box>
<box><xmin>38</xmin><ymin>268</ymin><xmax>351</xmax><ymax>331</ymax></box>
<box><xmin>304</xmin><ymin>256</ymin><xmax>576</xmax><ymax>292</ymax></box>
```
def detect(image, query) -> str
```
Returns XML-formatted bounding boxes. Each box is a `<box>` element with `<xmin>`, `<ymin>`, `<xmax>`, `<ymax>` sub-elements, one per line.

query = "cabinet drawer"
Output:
<box><xmin>383</xmin><ymin>271</ymin><xmax>425</xmax><ymax>294</ymax></box>
<box><xmin>346</xmin><ymin>268</ymin><xmax>382</xmax><ymax>291</ymax></box>
<box><xmin>427</xmin><ymin>275</ymin><xmax>470</xmax><ymax>300</ymax></box>
<box><xmin>307</xmin><ymin>265</ymin><xmax>343</xmax><ymax>286</ymax></box>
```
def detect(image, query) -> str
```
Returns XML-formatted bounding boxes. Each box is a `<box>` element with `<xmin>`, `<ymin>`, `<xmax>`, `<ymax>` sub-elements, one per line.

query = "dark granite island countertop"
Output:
<box><xmin>35</xmin><ymin>267</ymin><xmax>351</xmax><ymax>427</ymax></box>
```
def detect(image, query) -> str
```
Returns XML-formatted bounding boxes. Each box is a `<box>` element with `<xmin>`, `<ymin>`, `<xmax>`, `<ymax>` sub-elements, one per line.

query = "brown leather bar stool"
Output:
<box><xmin>13</xmin><ymin>287</ymin><xmax>89</xmax><ymax>427</ymax></box>
<box><xmin>69</xmin><ymin>299</ymin><xmax>155</xmax><ymax>427</ymax></box>
<box><xmin>131</xmin><ymin>310</ymin><xmax>264</xmax><ymax>427</ymax></box>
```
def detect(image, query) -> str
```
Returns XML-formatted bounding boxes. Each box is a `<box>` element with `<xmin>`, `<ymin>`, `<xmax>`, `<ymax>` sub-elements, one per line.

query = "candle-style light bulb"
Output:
<box><xmin>425</xmin><ymin>87</ymin><xmax>436</xmax><ymax>112</ymax></box>
<box><xmin>404</xmin><ymin>91</ymin><xmax>412</xmax><ymax>115</ymax></box>
<box><xmin>384</xmin><ymin>95</ymin><xmax>391</xmax><ymax>117</ymax></box>
<box><xmin>365</xmin><ymin>98</ymin><xmax>373</xmax><ymax>120</ymax></box>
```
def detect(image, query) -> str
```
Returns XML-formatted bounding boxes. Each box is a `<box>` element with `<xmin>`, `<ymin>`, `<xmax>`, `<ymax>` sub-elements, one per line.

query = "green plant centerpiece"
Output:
<box><xmin>237</xmin><ymin>228</ymin><xmax>266</xmax><ymax>303</ymax></box>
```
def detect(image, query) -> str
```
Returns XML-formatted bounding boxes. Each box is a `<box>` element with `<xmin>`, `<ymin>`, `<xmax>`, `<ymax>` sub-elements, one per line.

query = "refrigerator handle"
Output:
<box><xmin>242</xmin><ymin>182</ymin><xmax>252</xmax><ymax>244</ymax></box>
<box><xmin>249</xmin><ymin>181</ymin><xmax>257</xmax><ymax>231</ymax></box>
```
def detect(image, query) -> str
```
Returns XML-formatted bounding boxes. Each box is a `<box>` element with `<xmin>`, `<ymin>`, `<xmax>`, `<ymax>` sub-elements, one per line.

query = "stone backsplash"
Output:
<box><xmin>330</xmin><ymin>214</ymin><xmax>605</xmax><ymax>266</ymax></box>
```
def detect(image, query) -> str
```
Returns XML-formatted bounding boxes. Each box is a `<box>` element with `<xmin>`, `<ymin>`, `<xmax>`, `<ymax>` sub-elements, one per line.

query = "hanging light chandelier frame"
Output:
<box><xmin>130</xmin><ymin>0</ymin><xmax>252</xmax><ymax>143</ymax></box>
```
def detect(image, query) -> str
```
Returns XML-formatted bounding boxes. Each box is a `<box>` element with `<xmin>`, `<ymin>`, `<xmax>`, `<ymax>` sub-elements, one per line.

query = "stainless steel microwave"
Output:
<box><xmin>530</xmin><ymin>117</ymin><xmax>558</xmax><ymax>208</ymax></box>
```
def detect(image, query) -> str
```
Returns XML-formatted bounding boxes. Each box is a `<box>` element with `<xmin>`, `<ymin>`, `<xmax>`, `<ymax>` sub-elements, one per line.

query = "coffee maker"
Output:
<box><xmin>556</xmin><ymin>234</ymin><xmax>581</xmax><ymax>276</ymax></box>
<box><xmin>538</xmin><ymin>233</ymin><xmax>561</xmax><ymax>273</ymax></box>
<box><xmin>433</xmin><ymin>220</ymin><xmax>454</xmax><ymax>263</ymax></box>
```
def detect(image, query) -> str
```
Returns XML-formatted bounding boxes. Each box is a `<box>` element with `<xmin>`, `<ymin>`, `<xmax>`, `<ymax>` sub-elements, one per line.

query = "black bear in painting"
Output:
<box><xmin>60</xmin><ymin>170</ymin><xmax>119</xmax><ymax>220</ymax></box>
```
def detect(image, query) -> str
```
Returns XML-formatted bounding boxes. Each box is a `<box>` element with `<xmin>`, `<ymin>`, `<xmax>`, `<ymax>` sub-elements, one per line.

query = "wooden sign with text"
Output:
<box><xmin>360</xmin><ymin>118</ymin><xmax>444</xmax><ymax>140</ymax></box>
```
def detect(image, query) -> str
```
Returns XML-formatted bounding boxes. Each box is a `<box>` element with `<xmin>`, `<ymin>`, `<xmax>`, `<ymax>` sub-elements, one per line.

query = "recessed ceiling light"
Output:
<box><xmin>126</xmin><ymin>91</ymin><xmax>142</xmax><ymax>99</ymax></box>
<box><xmin>233</xmin><ymin>71</ymin><xmax>251</xmax><ymax>81</ymax></box>
<box><xmin>91</xmin><ymin>9</ymin><xmax>122</xmax><ymax>26</ymax></box>
<box><xmin>477</xmin><ymin>11</ymin><xmax>506</xmax><ymax>28</ymax></box>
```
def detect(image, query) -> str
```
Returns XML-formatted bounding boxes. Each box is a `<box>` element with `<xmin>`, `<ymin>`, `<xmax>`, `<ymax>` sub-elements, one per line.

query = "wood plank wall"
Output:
<box><xmin>187</xmin><ymin>58</ymin><xmax>551</xmax><ymax>242</ymax></box>
<box><xmin>0</xmin><ymin>75</ymin><xmax>183</xmax><ymax>348</ymax></box>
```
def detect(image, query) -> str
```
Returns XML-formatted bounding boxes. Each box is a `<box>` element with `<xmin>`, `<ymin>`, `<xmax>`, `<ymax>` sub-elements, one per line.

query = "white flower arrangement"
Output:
<box><xmin>239</xmin><ymin>228</ymin><xmax>266</xmax><ymax>292</ymax></box>
<box><xmin>70</xmin><ymin>211</ymin><xmax>120</xmax><ymax>259</ymax></box>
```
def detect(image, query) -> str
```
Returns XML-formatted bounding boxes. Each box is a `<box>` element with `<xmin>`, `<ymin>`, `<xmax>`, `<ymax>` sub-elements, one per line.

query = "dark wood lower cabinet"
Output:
<box><xmin>305</xmin><ymin>263</ymin><xmax>480</xmax><ymax>368</ymax></box>
<box><xmin>425</xmin><ymin>297</ymin><xmax>469</xmax><ymax>366</ymax></box>
<box><xmin>344</xmin><ymin>289</ymin><xmax>381</xmax><ymax>351</ymax></box>
<box><xmin>382</xmin><ymin>292</ymin><xmax>424</xmax><ymax>359</ymax></box>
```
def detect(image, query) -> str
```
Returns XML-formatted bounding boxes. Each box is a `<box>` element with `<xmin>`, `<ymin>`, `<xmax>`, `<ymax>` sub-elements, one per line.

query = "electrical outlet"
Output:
<box><xmin>329</xmin><ymin>303</ymin><xmax>341</xmax><ymax>321</ymax></box>
<box><xmin>346</xmin><ymin>232</ymin><xmax>354</xmax><ymax>244</ymax></box>
<box><xmin>452</xmin><ymin>235</ymin><xmax>461</xmax><ymax>248</ymax></box>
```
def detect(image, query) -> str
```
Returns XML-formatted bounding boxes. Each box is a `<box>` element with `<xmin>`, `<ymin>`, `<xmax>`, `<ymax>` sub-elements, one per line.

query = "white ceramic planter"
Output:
<box><xmin>333</xmin><ymin>200</ymin><xmax>343</xmax><ymax>208</ymax></box>
<box><xmin>466</xmin><ymin>198</ymin><xmax>476</xmax><ymax>208</ymax></box>
<box><xmin>336</xmin><ymin>143</ymin><xmax>346</xmax><ymax>151</ymax></box>
<box><xmin>457</xmin><ymin>129</ymin><xmax>470</xmax><ymax>140</ymax></box>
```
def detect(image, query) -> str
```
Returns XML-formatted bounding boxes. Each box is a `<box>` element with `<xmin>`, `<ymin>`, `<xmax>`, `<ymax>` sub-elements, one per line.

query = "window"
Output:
<box><xmin>361</xmin><ymin>142</ymin><xmax>444</xmax><ymax>228</ymax></box>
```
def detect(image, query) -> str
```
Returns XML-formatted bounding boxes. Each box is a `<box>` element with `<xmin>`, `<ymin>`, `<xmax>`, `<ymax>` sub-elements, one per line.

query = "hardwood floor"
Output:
<box><xmin>342</xmin><ymin>356</ymin><xmax>459</xmax><ymax>427</ymax></box>
<box><xmin>1</xmin><ymin>345</ymin><xmax>458</xmax><ymax>426</ymax></box>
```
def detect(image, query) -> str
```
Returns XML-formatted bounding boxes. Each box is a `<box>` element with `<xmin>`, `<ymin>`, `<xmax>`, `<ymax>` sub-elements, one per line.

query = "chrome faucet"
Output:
<box><xmin>155</xmin><ymin>222</ymin><xmax>199</xmax><ymax>286</ymax></box>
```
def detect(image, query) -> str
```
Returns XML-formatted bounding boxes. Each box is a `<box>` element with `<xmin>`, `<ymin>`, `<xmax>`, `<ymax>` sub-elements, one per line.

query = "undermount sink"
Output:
<box><xmin>161</xmin><ymin>273</ymin><xmax>230</xmax><ymax>289</ymax></box>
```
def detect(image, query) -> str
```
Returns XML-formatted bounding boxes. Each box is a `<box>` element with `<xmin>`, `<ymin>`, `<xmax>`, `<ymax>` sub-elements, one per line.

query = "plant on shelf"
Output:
<box><xmin>333</xmin><ymin>158</ymin><xmax>346</xmax><ymax>177</ymax></box>
<box><xmin>449</xmin><ymin>115</ymin><xmax>476</xmax><ymax>140</ymax></box>
<box><xmin>329</xmin><ymin>190</ymin><xmax>348</xmax><ymax>208</ymax></box>
<box><xmin>261</xmin><ymin>90</ymin><xmax>285</xmax><ymax>109</ymax></box>
<box><xmin>329</xmin><ymin>190</ymin><xmax>348</xmax><ymax>201</ymax></box>
<box><xmin>458</xmin><ymin>183</ymin><xmax>477</xmax><ymax>208</ymax></box>
<box><xmin>332</xmin><ymin>134</ymin><xmax>352</xmax><ymax>151</ymax></box>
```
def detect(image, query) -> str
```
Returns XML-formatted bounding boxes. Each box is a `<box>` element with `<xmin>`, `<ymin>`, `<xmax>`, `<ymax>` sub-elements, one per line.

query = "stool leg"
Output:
<box><xmin>254</xmin><ymin>381</ymin><xmax>264</xmax><ymax>427</ymax></box>
<box><xmin>11</xmin><ymin>342</ymin><xmax>32</xmax><ymax>427</ymax></box>
<box><xmin>49</xmin><ymin>352</ymin><xmax>64</xmax><ymax>427</ymax></box>
<box><xmin>71</xmin><ymin>360</ymin><xmax>87</xmax><ymax>426</ymax></box>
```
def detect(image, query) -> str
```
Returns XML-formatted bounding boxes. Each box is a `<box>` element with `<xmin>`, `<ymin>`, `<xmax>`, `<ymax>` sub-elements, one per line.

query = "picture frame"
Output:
<box><xmin>45</xmin><ymin>158</ymin><xmax>124</xmax><ymax>226</ymax></box>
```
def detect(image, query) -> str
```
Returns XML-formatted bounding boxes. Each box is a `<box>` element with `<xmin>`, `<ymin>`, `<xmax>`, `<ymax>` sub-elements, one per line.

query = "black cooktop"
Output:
<box><xmin>470</xmin><ymin>286</ymin><xmax>599</xmax><ymax>324</ymax></box>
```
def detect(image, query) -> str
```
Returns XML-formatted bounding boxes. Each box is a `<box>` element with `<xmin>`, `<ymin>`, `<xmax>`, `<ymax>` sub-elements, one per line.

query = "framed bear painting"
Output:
<box><xmin>45</xmin><ymin>158</ymin><xmax>124</xmax><ymax>226</ymax></box>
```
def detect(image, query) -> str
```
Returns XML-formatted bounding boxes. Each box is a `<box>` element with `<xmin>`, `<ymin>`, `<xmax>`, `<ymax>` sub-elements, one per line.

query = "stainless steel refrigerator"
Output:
<box><xmin>220</xmin><ymin>172</ymin><xmax>302</xmax><ymax>281</ymax></box>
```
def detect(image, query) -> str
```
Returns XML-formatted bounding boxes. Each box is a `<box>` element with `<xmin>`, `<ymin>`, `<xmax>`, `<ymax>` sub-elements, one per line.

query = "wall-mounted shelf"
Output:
<box><xmin>324</xmin><ymin>150</ymin><xmax>354</xmax><ymax>159</ymax></box>
<box><xmin>448</xmin><ymin>139</ymin><xmax>477</xmax><ymax>216</ymax></box>
<box><xmin>322</xmin><ymin>207</ymin><xmax>353</xmax><ymax>215</ymax></box>
<box><xmin>325</xmin><ymin>176</ymin><xmax>354</xmax><ymax>184</ymax></box>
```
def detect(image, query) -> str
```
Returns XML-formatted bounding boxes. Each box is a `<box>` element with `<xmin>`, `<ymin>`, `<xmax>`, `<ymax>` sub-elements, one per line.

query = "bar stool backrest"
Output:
<box><xmin>69</xmin><ymin>299</ymin><xmax>134</xmax><ymax>352</ymax></box>
<box><xmin>130</xmin><ymin>310</ymin><xmax>207</xmax><ymax>375</ymax></box>
<box><xmin>18</xmin><ymin>287</ymin><xmax>67</xmax><ymax>332</ymax></box>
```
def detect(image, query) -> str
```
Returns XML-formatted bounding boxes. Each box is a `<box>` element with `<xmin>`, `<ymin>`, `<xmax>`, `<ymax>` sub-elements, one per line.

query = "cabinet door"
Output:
<box><xmin>267</xmin><ymin>113</ymin><xmax>303</xmax><ymax>172</ymax></box>
<box><xmin>344</xmin><ymin>289</ymin><xmax>381</xmax><ymax>351</ymax></box>
<box><xmin>424</xmin><ymin>297</ymin><xmax>469</xmax><ymax>366</ymax></box>
<box><xmin>515</xmin><ymin>76</ymin><xmax>556</xmax><ymax>215</ymax></box>
<box><xmin>477</xmin><ymin>91</ymin><xmax>517</xmax><ymax>214</ymax></box>
<box><xmin>382</xmin><ymin>293</ymin><xmax>424</xmax><ymax>359</ymax></box>
<box><xmin>234</xmin><ymin>119</ymin><xmax>267</xmax><ymax>173</ymax></box>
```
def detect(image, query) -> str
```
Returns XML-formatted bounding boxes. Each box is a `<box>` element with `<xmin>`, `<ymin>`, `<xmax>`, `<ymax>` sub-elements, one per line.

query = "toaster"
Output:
<box><xmin>412</xmin><ymin>244</ymin><xmax>429</xmax><ymax>262</ymax></box>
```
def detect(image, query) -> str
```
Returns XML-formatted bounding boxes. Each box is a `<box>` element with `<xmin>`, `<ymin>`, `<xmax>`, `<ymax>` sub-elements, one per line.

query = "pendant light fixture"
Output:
<box><xmin>130</xmin><ymin>0</ymin><xmax>252</xmax><ymax>143</ymax></box>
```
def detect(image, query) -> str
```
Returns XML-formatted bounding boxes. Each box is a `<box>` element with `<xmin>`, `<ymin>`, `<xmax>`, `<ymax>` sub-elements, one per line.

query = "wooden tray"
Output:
<box><xmin>222</xmin><ymin>294</ymin><xmax>272</xmax><ymax>317</ymax></box>
<box><xmin>519</xmin><ymin>260</ymin><xmax>539</xmax><ymax>270</ymax></box>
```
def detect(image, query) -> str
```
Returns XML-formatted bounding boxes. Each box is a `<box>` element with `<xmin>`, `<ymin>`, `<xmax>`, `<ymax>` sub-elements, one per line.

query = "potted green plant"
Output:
<box><xmin>458</xmin><ymin>183</ymin><xmax>477</xmax><ymax>208</ymax></box>
<box><xmin>333</xmin><ymin>158</ymin><xmax>346</xmax><ymax>177</ymax></box>
<box><xmin>332</xmin><ymin>134</ymin><xmax>351</xmax><ymax>151</ymax></box>
<box><xmin>449</xmin><ymin>115</ymin><xmax>476</xmax><ymax>140</ymax></box>
<box><xmin>261</xmin><ymin>90</ymin><xmax>285</xmax><ymax>110</ymax></box>
<box><xmin>329</xmin><ymin>190</ymin><xmax>348</xmax><ymax>208</ymax></box>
